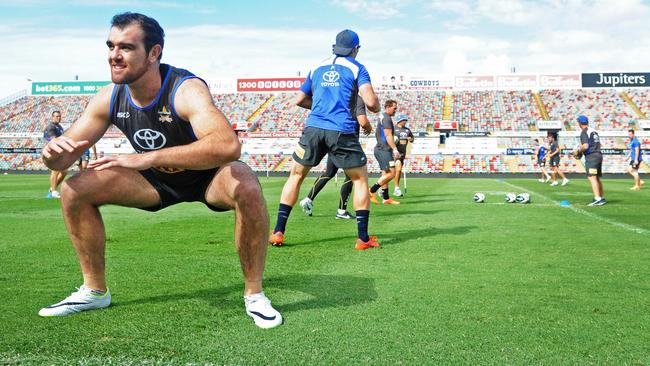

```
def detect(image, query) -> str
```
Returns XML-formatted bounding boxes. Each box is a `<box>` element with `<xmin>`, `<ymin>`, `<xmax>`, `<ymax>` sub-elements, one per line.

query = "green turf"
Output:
<box><xmin>1</xmin><ymin>174</ymin><xmax>649</xmax><ymax>365</ymax></box>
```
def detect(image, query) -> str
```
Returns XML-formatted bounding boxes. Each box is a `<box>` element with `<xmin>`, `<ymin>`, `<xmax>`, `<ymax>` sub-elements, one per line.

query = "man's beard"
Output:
<box><xmin>111</xmin><ymin>63</ymin><xmax>148</xmax><ymax>85</ymax></box>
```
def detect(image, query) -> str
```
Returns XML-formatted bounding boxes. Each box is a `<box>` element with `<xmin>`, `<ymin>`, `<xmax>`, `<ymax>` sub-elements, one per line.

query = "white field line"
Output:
<box><xmin>500</xmin><ymin>180</ymin><xmax>649</xmax><ymax>236</ymax></box>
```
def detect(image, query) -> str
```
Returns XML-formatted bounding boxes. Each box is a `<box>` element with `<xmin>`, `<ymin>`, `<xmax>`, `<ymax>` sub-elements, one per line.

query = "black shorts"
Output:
<box><xmin>138</xmin><ymin>167</ymin><xmax>226</xmax><ymax>212</ymax></box>
<box><xmin>292</xmin><ymin>127</ymin><xmax>366</xmax><ymax>169</ymax></box>
<box><xmin>374</xmin><ymin>147</ymin><xmax>395</xmax><ymax>172</ymax></box>
<box><xmin>538</xmin><ymin>159</ymin><xmax>546</xmax><ymax>167</ymax></box>
<box><xmin>550</xmin><ymin>158</ymin><xmax>560</xmax><ymax>167</ymax></box>
<box><xmin>630</xmin><ymin>160</ymin><xmax>641</xmax><ymax>170</ymax></box>
<box><xmin>584</xmin><ymin>154</ymin><xmax>603</xmax><ymax>177</ymax></box>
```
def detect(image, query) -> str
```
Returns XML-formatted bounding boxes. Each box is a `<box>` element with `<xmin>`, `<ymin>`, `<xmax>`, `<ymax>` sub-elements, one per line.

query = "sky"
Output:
<box><xmin>1</xmin><ymin>0</ymin><xmax>649</xmax><ymax>98</ymax></box>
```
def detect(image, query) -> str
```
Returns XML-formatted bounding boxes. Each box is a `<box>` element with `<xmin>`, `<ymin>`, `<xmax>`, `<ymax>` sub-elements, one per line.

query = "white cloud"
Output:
<box><xmin>1</xmin><ymin>0</ymin><xmax>649</xmax><ymax>98</ymax></box>
<box><xmin>330</xmin><ymin>0</ymin><xmax>410</xmax><ymax>19</ymax></box>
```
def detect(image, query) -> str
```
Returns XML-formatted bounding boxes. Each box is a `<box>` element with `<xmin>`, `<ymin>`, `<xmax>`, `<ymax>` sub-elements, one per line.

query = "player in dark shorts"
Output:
<box><xmin>573</xmin><ymin>115</ymin><xmax>606</xmax><ymax>206</ymax></box>
<box><xmin>533</xmin><ymin>138</ymin><xmax>550</xmax><ymax>183</ymax></box>
<box><xmin>369</xmin><ymin>100</ymin><xmax>401</xmax><ymax>205</ymax></box>
<box><xmin>270</xmin><ymin>29</ymin><xmax>381</xmax><ymax>250</ymax></box>
<box><xmin>39</xmin><ymin>12</ymin><xmax>282</xmax><ymax>328</ymax></box>
<box><xmin>43</xmin><ymin>110</ymin><xmax>68</xmax><ymax>198</ymax></box>
<box><xmin>78</xmin><ymin>145</ymin><xmax>98</xmax><ymax>170</ymax></box>
<box><xmin>627</xmin><ymin>129</ymin><xmax>644</xmax><ymax>190</ymax></box>
<box><xmin>392</xmin><ymin>114</ymin><xmax>413</xmax><ymax>197</ymax></box>
<box><xmin>299</xmin><ymin>94</ymin><xmax>372</xmax><ymax>219</ymax></box>
<box><xmin>546</xmin><ymin>133</ymin><xmax>569</xmax><ymax>186</ymax></box>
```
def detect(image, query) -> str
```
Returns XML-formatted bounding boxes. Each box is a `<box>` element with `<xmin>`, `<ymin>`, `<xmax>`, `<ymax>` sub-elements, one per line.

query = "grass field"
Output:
<box><xmin>1</xmin><ymin>173</ymin><xmax>649</xmax><ymax>365</ymax></box>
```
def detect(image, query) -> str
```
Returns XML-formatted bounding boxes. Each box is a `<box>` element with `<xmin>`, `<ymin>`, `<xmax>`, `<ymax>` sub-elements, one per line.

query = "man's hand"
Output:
<box><xmin>392</xmin><ymin>149</ymin><xmax>401</xmax><ymax>160</ymax></box>
<box><xmin>42</xmin><ymin>136</ymin><xmax>90</xmax><ymax>162</ymax></box>
<box><xmin>88</xmin><ymin>153</ymin><xmax>154</xmax><ymax>171</ymax></box>
<box><xmin>361</xmin><ymin>123</ymin><xmax>372</xmax><ymax>136</ymax></box>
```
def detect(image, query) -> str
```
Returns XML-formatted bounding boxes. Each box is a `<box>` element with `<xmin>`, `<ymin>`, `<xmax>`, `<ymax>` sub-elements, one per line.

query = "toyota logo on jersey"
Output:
<box><xmin>321</xmin><ymin>70</ymin><xmax>341</xmax><ymax>87</ymax></box>
<box><xmin>133</xmin><ymin>129</ymin><xmax>166</xmax><ymax>150</ymax></box>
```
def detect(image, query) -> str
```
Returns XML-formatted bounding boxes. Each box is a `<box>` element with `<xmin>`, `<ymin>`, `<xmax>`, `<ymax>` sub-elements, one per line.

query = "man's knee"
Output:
<box><xmin>60</xmin><ymin>176</ymin><xmax>86</xmax><ymax>205</ymax></box>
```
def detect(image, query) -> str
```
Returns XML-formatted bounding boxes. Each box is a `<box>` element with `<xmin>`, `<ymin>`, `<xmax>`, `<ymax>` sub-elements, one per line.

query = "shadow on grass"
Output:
<box><xmin>373</xmin><ymin>209</ymin><xmax>445</xmax><ymax>217</ymax></box>
<box><xmin>292</xmin><ymin>225</ymin><xmax>476</xmax><ymax>247</ymax></box>
<box><xmin>112</xmin><ymin>274</ymin><xmax>377</xmax><ymax>313</ymax></box>
<box><xmin>378</xmin><ymin>225</ymin><xmax>477</xmax><ymax>246</ymax></box>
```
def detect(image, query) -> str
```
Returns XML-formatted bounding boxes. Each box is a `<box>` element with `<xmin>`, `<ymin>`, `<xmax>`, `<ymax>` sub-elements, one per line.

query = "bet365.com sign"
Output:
<box><xmin>32</xmin><ymin>81</ymin><xmax>111</xmax><ymax>95</ymax></box>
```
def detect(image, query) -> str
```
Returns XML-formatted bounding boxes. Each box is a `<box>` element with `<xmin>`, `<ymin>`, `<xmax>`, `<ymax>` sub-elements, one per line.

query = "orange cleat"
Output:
<box><xmin>269</xmin><ymin>231</ymin><xmax>284</xmax><ymax>246</ymax></box>
<box><xmin>355</xmin><ymin>235</ymin><xmax>380</xmax><ymax>250</ymax></box>
<box><xmin>369</xmin><ymin>191</ymin><xmax>379</xmax><ymax>204</ymax></box>
<box><xmin>382</xmin><ymin>198</ymin><xmax>401</xmax><ymax>205</ymax></box>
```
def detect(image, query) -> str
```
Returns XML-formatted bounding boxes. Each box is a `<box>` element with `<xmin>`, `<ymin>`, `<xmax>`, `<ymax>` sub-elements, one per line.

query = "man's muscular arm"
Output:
<box><xmin>42</xmin><ymin>86</ymin><xmax>112</xmax><ymax>171</ymax></box>
<box><xmin>90</xmin><ymin>78</ymin><xmax>240</xmax><ymax>171</ymax></box>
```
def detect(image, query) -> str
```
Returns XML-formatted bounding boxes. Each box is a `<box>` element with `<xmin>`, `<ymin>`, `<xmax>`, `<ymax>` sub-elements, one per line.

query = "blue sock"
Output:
<box><xmin>356</xmin><ymin>210</ymin><xmax>370</xmax><ymax>242</ymax></box>
<box><xmin>274</xmin><ymin>203</ymin><xmax>292</xmax><ymax>233</ymax></box>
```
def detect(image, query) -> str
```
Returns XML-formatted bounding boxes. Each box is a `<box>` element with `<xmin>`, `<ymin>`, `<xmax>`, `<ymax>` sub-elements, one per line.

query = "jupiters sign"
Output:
<box><xmin>582</xmin><ymin>72</ymin><xmax>649</xmax><ymax>88</ymax></box>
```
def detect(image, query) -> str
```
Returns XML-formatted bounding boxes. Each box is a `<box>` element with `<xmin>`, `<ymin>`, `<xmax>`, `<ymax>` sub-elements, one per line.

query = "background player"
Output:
<box><xmin>299</xmin><ymin>94</ymin><xmax>372</xmax><ymax>219</ymax></box>
<box><xmin>546</xmin><ymin>133</ymin><xmax>569</xmax><ymax>186</ymax></box>
<box><xmin>78</xmin><ymin>144</ymin><xmax>98</xmax><ymax>171</ymax></box>
<box><xmin>392</xmin><ymin>114</ymin><xmax>413</xmax><ymax>197</ymax></box>
<box><xmin>38</xmin><ymin>12</ymin><xmax>282</xmax><ymax>329</ymax></box>
<box><xmin>627</xmin><ymin>129</ymin><xmax>644</xmax><ymax>190</ymax></box>
<box><xmin>43</xmin><ymin>110</ymin><xmax>67</xmax><ymax>198</ymax></box>
<box><xmin>574</xmin><ymin>115</ymin><xmax>606</xmax><ymax>206</ymax></box>
<box><xmin>369</xmin><ymin>100</ymin><xmax>400</xmax><ymax>205</ymax></box>
<box><xmin>533</xmin><ymin>138</ymin><xmax>551</xmax><ymax>183</ymax></box>
<box><xmin>270</xmin><ymin>29</ymin><xmax>381</xmax><ymax>250</ymax></box>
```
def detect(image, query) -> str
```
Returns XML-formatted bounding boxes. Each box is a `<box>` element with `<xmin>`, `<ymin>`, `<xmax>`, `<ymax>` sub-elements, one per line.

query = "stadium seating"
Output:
<box><xmin>452</xmin><ymin>91</ymin><xmax>540</xmax><ymax>132</ymax></box>
<box><xmin>1</xmin><ymin>91</ymin><xmax>648</xmax><ymax>174</ymax></box>
<box><xmin>626</xmin><ymin>89</ymin><xmax>650</xmax><ymax>118</ymax></box>
<box><xmin>540</xmin><ymin>89</ymin><xmax>636</xmax><ymax>130</ymax></box>
<box><xmin>213</xmin><ymin>93</ymin><xmax>269</xmax><ymax>125</ymax></box>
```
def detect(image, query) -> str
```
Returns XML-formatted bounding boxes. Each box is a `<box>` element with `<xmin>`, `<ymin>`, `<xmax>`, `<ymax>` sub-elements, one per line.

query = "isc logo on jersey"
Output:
<box><xmin>320</xmin><ymin>70</ymin><xmax>340</xmax><ymax>87</ymax></box>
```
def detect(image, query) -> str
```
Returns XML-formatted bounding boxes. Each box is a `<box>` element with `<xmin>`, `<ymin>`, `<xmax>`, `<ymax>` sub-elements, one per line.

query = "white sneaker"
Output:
<box><xmin>537</xmin><ymin>178</ymin><xmax>544</xmax><ymax>183</ymax></box>
<box><xmin>393</xmin><ymin>187</ymin><xmax>402</xmax><ymax>197</ymax></box>
<box><xmin>562</xmin><ymin>179</ymin><xmax>569</xmax><ymax>186</ymax></box>
<box><xmin>245</xmin><ymin>292</ymin><xmax>283</xmax><ymax>329</ymax></box>
<box><xmin>550</xmin><ymin>181</ymin><xmax>559</xmax><ymax>186</ymax></box>
<box><xmin>39</xmin><ymin>285</ymin><xmax>111</xmax><ymax>317</ymax></box>
<box><xmin>299</xmin><ymin>197</ymin><xmax>313</xmax><ymax>216</ymax></box>
<box><xmin>544</xmin><ymin>176</ymin><xmax>552</xmax><ymax>183</ymax></box>
<box><xmin>51</xmin><ymin>190</ymin><xmax>61</xmax><ymax>198</ymax></box>
<box><xmin>336</xmin><ymin>209</ymin><xmax>354</xmax><ymax>219</ymax></box>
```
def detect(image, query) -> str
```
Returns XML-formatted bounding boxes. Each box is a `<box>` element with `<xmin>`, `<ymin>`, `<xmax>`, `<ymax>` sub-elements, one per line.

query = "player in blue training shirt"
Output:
<box><xmin>533</xmin><ymin>138</ymin><xmax>550</xmax><ymax>182</ymax></box>
<box><xmin>627</xmin><ymin>129</ymin><xmax>644</xmax><ymax>190</ymax></box>
<box><xmin>270</xmin><ymin>29</ymin><xmax>382</xmax><ymax>250</ymax></box>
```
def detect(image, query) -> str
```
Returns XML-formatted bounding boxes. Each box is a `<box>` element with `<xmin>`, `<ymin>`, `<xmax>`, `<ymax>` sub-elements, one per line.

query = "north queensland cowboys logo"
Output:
<box><xmin>133</xmin><ymin>129</ymin><xmax>166</xmax><ymax>150</ymax></box>
<box><xmin>321</xmin><ymin>70</ymin><xmax>340</xmax><ymax>87</ymax></box>
<box><xmin>158</xmin><ymin>106</ymin><xmax>173</xmax><ymax>123</ymax></box>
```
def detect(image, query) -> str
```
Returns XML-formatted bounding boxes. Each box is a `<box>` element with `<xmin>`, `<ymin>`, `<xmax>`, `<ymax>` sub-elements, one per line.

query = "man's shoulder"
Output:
<box><xmin>344</xmin><ymin>56</ymin><xmax>365</xmax><ymax>68</ymax></box>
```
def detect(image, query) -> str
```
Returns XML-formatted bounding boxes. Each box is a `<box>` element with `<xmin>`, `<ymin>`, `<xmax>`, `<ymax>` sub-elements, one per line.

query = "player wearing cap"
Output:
<box><xmin>299</xmin><ymin>94</ymin><xmax>372</xmax><ymax>219</ymax></box>
<box><xmin>369</xmin><ymin>100</ymin><xmax>401</xmax><ymax>205</ymax></box>
<box><xmin>270</xmin><ymin>29</ymin><xmax>382</xmax><ymax>250</ymax></box>
<box><xmin>626</xmin><ymin>129</ymin><xmax>644</xmax><ymax>190</ymax></box>
<box><xmin>573</xmin><ymin>115</ymin><xmax>606</xmax><ymax>206</ymax></box>
<box><xmin>392</xmin><ymin>114</ymin><xmax>413</xmax><ymax>197</ymax></box>
<box><xmin>546</xmin><ymin>132</ymin><xmax>569</xmax><ymax>186</ymax></box>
